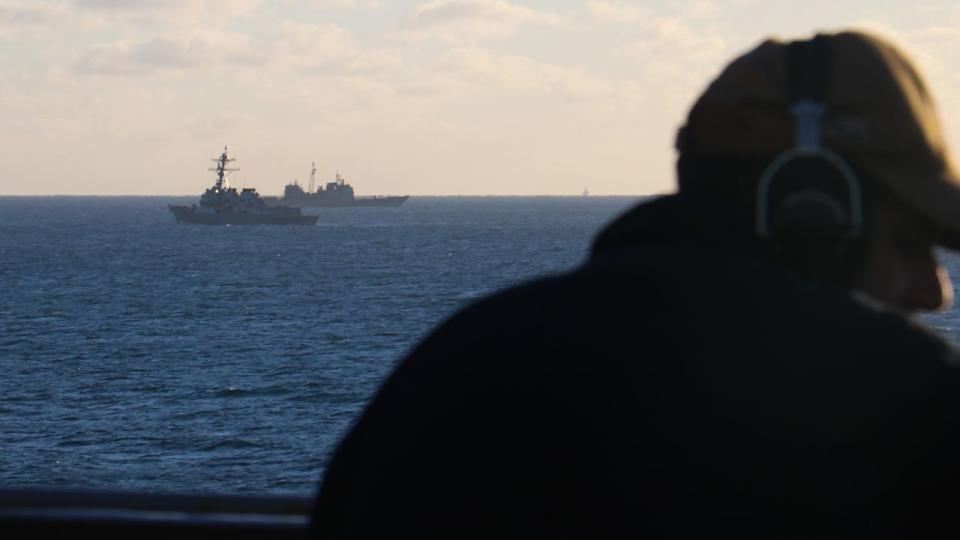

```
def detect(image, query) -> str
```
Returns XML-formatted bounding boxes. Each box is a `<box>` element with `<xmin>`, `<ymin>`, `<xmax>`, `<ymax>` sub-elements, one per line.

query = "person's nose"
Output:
<box><xmin>902</xmin><ymin>262</ymin><xmax>951</xmax><ymax>312</ymax></box>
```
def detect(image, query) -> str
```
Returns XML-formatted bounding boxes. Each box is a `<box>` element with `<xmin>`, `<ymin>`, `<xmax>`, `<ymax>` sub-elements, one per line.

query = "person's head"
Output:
<box><xmin>675</xmin><ymin>31</ymin><xmax>960</xmax><ymax>313</ymax></box>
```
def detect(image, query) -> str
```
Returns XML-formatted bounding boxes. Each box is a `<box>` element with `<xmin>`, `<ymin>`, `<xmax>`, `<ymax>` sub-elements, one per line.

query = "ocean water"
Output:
<box><xmin>0</xmin><ymin>196</ymin><xmax>639</xmax><ymax>496</ymax></box>
<box><xmin>3</xmin><ymin>195</ymin><xmax>960</xmax><ymax>498</ymax></box>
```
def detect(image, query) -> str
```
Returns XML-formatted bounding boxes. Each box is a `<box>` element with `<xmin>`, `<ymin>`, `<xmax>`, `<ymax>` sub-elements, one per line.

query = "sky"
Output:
<box><xmin>3</xmin><ymin>1</ymin><xmax>960</xmax><ymax>195</ymax></box>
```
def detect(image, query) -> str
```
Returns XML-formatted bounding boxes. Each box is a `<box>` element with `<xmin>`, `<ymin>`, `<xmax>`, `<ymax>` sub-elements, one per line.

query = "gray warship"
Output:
<box><xmin>267</xmin><ymin>163</ymin><xmax>409</xmax><ymax>208</ymax></box>
<box><xmin>169</xmin><ymin>147</ymin><xmax>318</xmax><ymax>225</ymax></box>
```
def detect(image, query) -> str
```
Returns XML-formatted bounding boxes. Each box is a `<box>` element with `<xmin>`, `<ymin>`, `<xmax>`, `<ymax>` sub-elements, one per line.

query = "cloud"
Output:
<box><xmin>584</xmin><ymin>1</ymin><xmax>648</xmax><ymax>23</ymax></box>
<box><xmin>0</xmin><ymin>0</ymin><xmax>261</xmax><ymax>37</ymax></box>
<box><xmin>586</xmin><ymin>0</ymin><xmax>718</xmax><ymax>24</ymax></box>
<box><xmin>271</xmin><ymin>22</ymin><xmax>403</xmax><ymax>74</ymax></box>
<box><xmin>623</xmin><ymin>16</ymin><xmax>727</xmax><ymax>64</ymax></box>
<box><xmin>0</xmin><ymin>1</ymin><xmax>66</xmax><ymax>24</ymax></box>
<box><xmin>298</xmin><ymin>0</ymin><xmax>381</xmax><ymax>7</ymax></box>
<box><xmin>74</xmin><ymin>23</ymin><xmax>401</xmax><ymax>78</ymax></box>
<box><xmin>615</xmin><ymin>14</ymin><xmax>729</xmax><ymax>115</ymax></box>
<box><xmin>405</xmin><ymin>0</ymin><xmax>567</xmax><ymax>42</ymax></box>
<box><xmin>680</xmin><ymin>0</ymin><xmax>719</xmax><ymax>19</ymax></box>
<box><xmin>76</xmin><ymin>30</ymin><xmax>261</xmax><ymax>75</ymax></box>
<box><xmin>0</xmin><ymin>0</ymin><xmax>72</xmax><ymax>36</ymax></box>
<box><xmin>0</xmin><ymin>0</ymin><xmax>735</xmax><ymax>197</ymax></box>
<box><xmin>71</xmin><ymin>0</ymin><xmax>261</xmax><ymax>23</ymax></box>
<box><xmin>410</xmin><ymin>47</ymin><xmax>643</xmax><ymax>104</ymax></box>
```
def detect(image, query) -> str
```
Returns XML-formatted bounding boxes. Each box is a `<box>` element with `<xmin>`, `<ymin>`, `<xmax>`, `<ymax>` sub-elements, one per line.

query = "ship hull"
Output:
<box><xmin>168</xmin><ymin>205</ymin><xmax>317</xmax><ymax>225</ymax></box>
<box><xmin>266</xmin><ymin>195</ymin><xmax>409</xmax><ymax>208</ymax></box>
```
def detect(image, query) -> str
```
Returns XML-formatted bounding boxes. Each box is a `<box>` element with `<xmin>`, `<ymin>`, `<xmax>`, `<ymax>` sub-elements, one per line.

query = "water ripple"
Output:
<box><xmin>0</xmin><ymin>195</ymin><xmax>641</xmax><ymax>495</ymax></box>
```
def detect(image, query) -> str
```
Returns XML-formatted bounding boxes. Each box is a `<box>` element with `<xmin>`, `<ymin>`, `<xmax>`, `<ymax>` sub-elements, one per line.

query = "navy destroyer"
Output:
<box><xmin>169</xmin><ymin>148</ymin><xmax>318</xmax><ymax>225</ymax></box>
<box><xmin>267</xmin><ymin>163</ymin><xmax>409</xmax><ymax>208</ymax></box>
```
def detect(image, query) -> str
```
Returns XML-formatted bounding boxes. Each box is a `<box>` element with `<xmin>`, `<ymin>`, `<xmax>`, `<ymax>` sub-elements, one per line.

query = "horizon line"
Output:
<box><xmin>0</xmin><ymin>193</ymin><xmax>666</xmax><ymax>198</ymax></box>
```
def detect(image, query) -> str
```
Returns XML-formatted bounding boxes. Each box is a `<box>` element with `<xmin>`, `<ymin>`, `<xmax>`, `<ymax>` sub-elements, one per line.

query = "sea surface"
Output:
<box><xmin>3</xmin><ymin>196</ymin><xmax>960</xmax><ymax>498</ymax></box>
<box><xmin>0</xmin><ymin>196</ymin><xmax>641</xmax><ymax>497</ymax></box>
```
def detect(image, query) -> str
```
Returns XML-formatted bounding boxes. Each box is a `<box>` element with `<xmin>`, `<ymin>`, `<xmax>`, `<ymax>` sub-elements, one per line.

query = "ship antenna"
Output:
<box><xmin>309</xmin><ymin>161</ymin><xmax>316</xmax><ymax>193</ymax></box>
<box><xmin>209</xmin><ymin>145</ymin><xmax>239</xmax><ymax>190</ymax></box>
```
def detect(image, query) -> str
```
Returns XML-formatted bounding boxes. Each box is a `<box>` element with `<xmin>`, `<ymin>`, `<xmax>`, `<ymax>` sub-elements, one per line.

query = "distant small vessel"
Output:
<box><xmin>582</xmin><ymin>188</ymin><xmax>589</xmax><ymax>197</ymax></box>
<box><xmin>267</xmin><ymin>163</ymin><xmax>409</xmax><ymax>208</ymax></box>
<box><xmin>169</xmin><ymin>147</ymin><xmax>317</xmax><ymax>225</ymax></box>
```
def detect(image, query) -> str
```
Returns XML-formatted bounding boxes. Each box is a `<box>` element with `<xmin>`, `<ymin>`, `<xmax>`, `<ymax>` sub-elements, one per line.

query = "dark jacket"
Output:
<box><xmin>312</xmin><ymin>195</ymin><xmax>960</xmax><ymax>538</ymax></box>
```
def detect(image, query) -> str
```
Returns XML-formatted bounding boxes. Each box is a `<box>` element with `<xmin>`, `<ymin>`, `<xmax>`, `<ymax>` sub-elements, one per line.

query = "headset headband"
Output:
<box><xmin>788</xmin><ymin>37</ymin><xmax>829</xmax><ymax>150</ymax></box>
<box><xmin>755</xmin><ymin>37</ymin><xmax>863</xmax><ymax>240</ymax></box>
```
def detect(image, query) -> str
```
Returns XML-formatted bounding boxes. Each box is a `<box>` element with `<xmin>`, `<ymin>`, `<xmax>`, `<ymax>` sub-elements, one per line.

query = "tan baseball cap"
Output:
<box><xmin>676</xmin><ymin>30</ymin><xmax>960</xmax><ymax>248</ymax></box>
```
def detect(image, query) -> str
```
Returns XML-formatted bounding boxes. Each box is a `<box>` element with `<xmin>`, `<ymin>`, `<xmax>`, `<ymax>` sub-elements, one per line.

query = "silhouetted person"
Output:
<box><xmin>312</xmin><ymin>31</ymin><xmax>960</xmax><ymax>537</ymax></box>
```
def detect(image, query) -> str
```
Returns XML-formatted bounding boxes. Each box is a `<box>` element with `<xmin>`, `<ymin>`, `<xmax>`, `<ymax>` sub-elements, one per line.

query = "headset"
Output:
<box><xmin>755</xmin><ymin>36</ymin><xmax>863</xmax><ymax>249</ymax></box>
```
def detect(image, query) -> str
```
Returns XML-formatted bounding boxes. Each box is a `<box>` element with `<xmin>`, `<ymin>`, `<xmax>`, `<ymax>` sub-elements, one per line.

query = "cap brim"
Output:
<box><xmin>861</xmin><ymin>157</ymin><xmax>960</xmax><ymax>251</ymax></box>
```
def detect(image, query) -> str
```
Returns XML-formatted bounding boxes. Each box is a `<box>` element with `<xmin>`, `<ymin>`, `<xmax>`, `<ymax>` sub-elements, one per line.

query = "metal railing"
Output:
<box><xmin>0</xmin><ymin>488</ymin><xmax>312</xmax><ymax>539</ymax></box>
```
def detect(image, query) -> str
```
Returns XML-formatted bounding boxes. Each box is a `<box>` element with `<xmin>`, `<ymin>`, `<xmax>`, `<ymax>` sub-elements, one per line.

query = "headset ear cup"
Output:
<box><xmin>771</xmin><ymin>189</ymin><xmax>849</xmax><ymax>240</ymax></box>
<box><xmin>757</xmin><ymin>152</ymin><xmax>867</xmax><ymax>285</ymax></box>
<box><xmin>757</xmin><ymin>150</ymin><xmax>862</xmax><ymax>246</ymax></box>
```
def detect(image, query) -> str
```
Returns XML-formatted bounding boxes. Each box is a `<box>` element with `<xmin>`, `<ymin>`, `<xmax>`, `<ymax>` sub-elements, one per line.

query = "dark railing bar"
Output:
<box><xmin>0</xmin><ymin>488</ymin><xmax>313</xmax><ymax>516</ymax></box>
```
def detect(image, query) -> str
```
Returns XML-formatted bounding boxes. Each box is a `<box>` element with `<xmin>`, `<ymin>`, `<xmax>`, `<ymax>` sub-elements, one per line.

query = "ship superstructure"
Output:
<box><xmin>169</xmin><ymin>147</ymin><xmax>318</xmax><ymax>225</ymax></box>
<box><xmin>268</xmin><ymin>164</ymin><xmax>409</xmax><ymax>208</ymax></box>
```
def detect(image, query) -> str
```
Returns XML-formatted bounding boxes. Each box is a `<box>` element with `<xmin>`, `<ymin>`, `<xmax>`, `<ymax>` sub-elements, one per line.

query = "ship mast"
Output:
<box><xmin>309</xmin><ymin>161</ymin><xmax>317</xmax><ymax>193</ymax></box>
<box><xmin>209</xmin><ymin>146</ymin><xmax>239</xmax><ymax>190</ymax></box>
